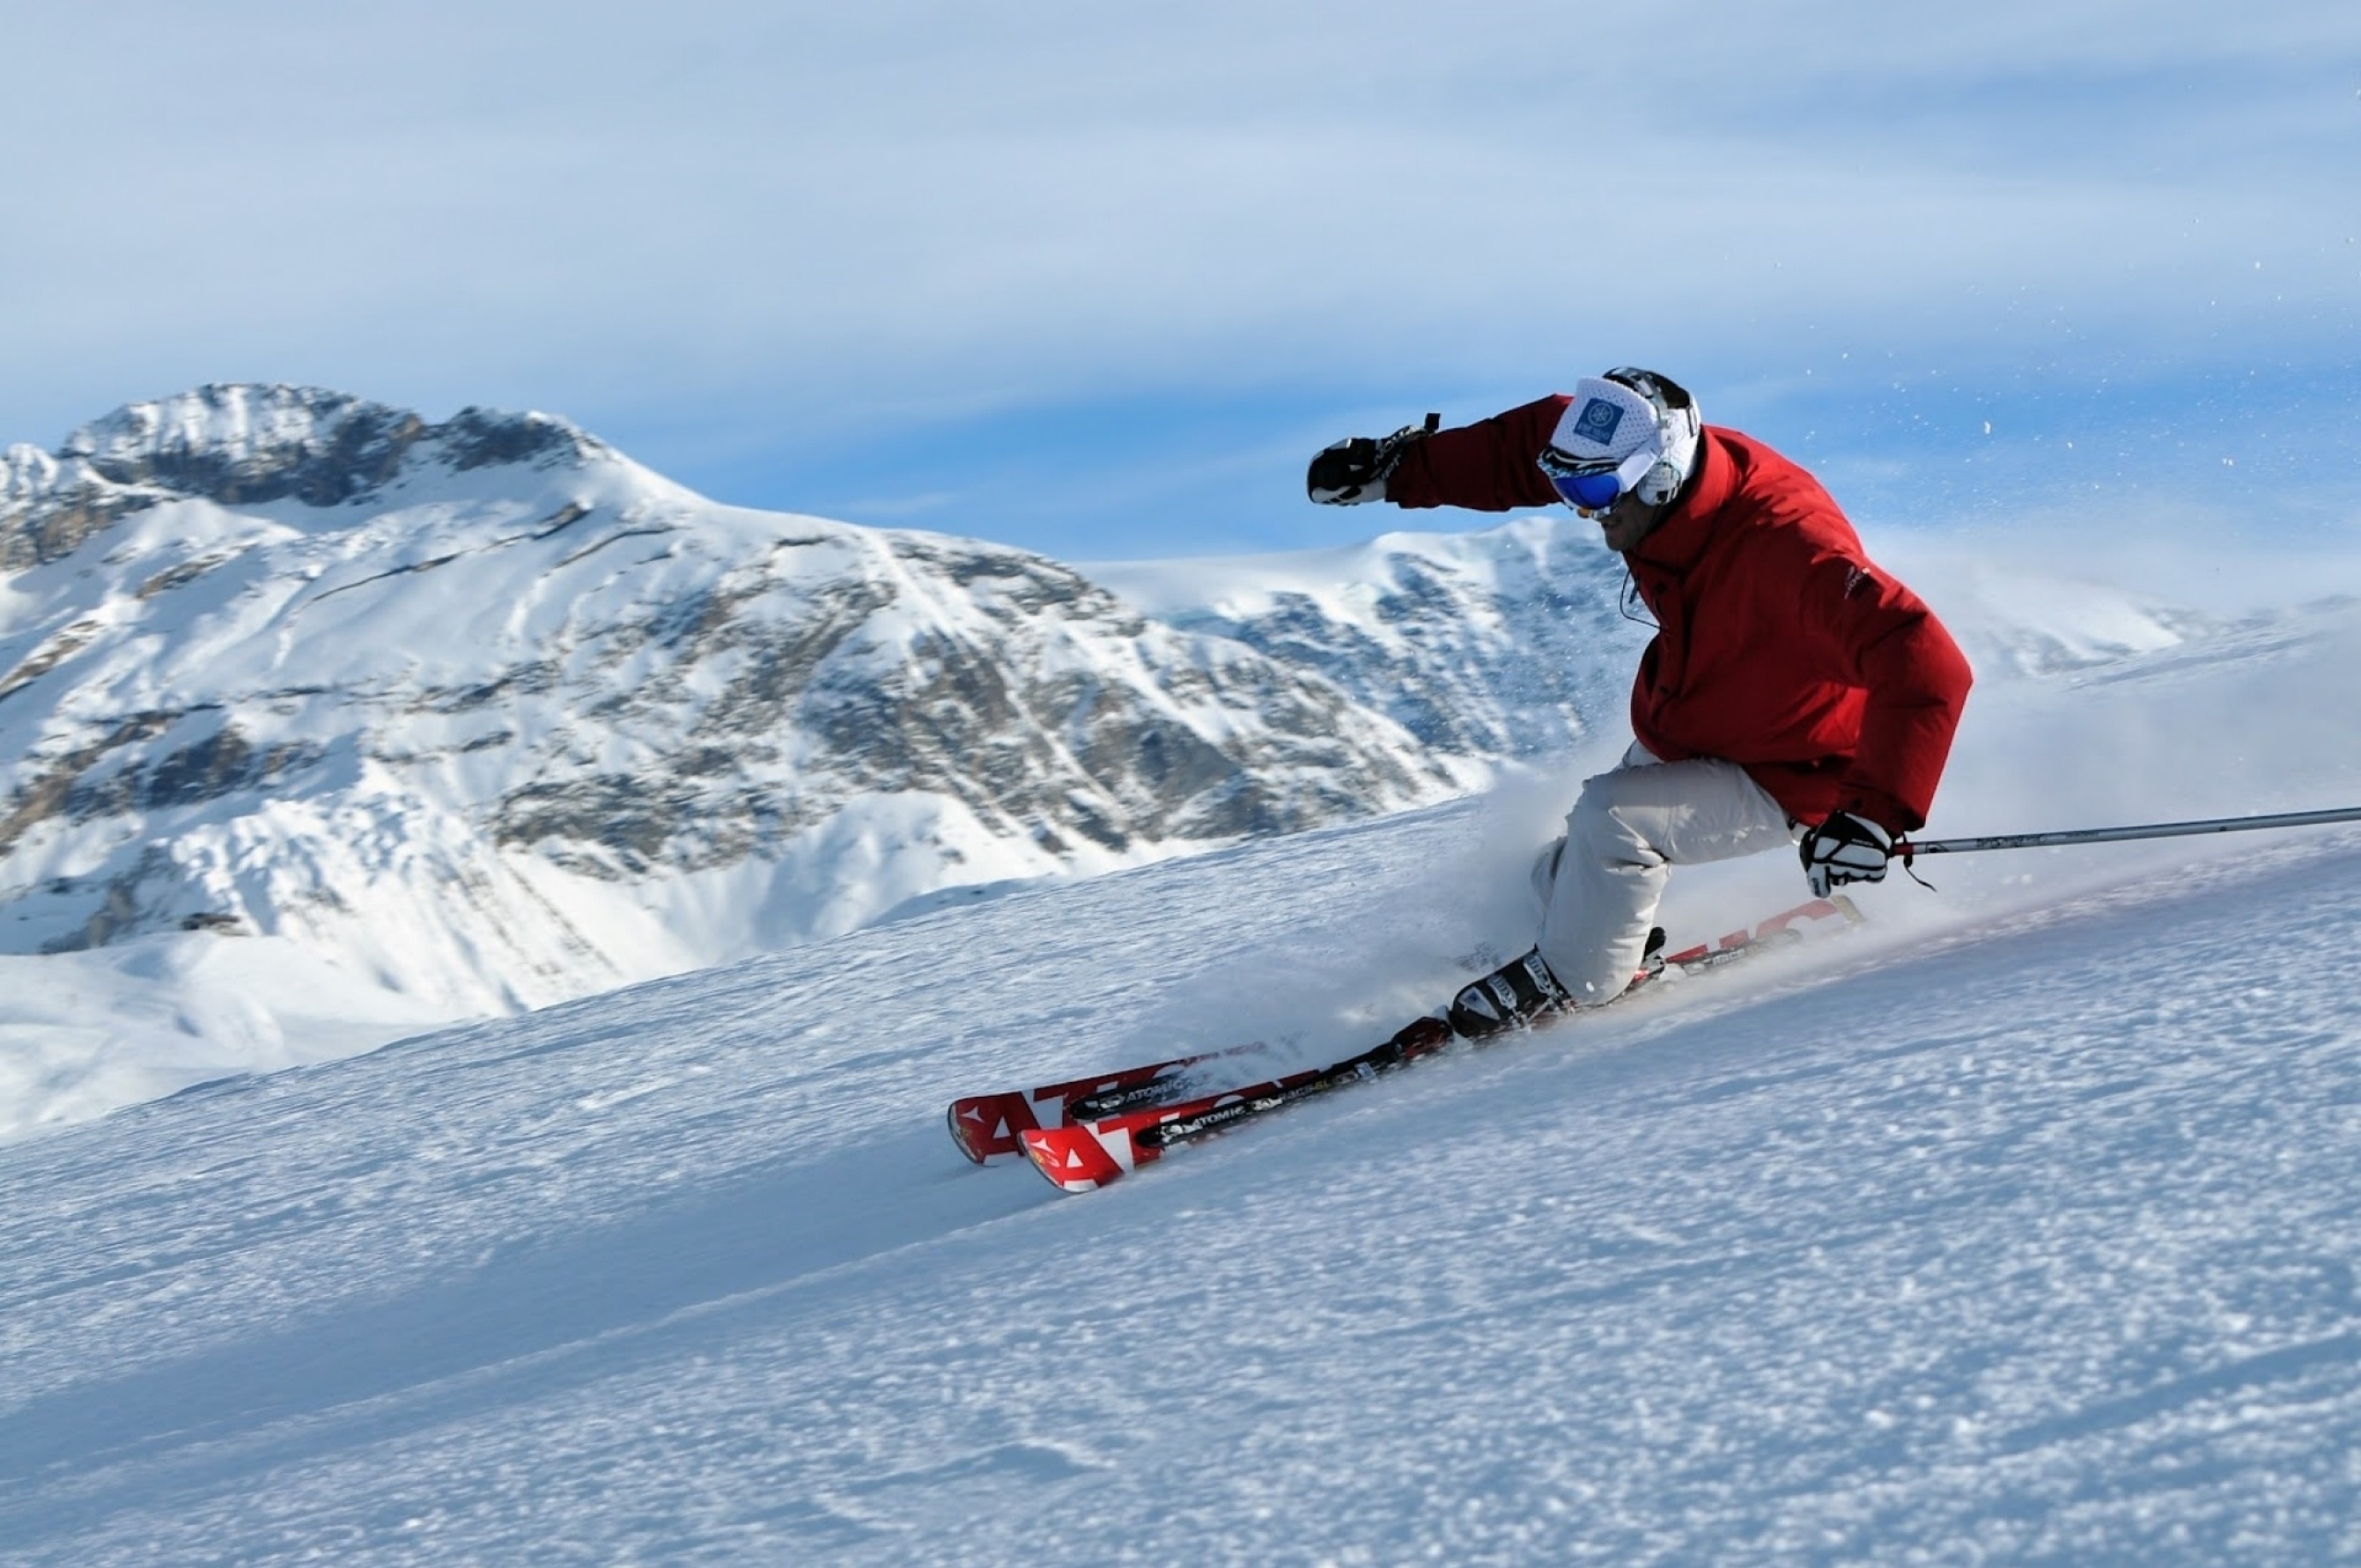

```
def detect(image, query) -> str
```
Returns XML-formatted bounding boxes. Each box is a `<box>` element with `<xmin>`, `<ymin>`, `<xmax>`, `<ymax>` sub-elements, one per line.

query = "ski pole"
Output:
<box><xmin>1897</xmin><ymin>803</ymin><xmax>2361</xmax><ymax>861</ymax></box>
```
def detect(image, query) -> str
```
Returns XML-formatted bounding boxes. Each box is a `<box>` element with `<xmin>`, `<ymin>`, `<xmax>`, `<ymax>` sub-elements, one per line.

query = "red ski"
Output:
<box><xmin>946</xmin><ymin>1040</ymin><xmax>1270</xmax><ymax>1163</ymax></box>
<box><xmin>1021</xmin><ymin>1017</ymin><xmax>1454</xmax><ymax>1192</ymax></box>
<box><xmin>1019</xmin><ymin>895</ymin><xmax>1860</xmax><ymax>1193</ymax></box>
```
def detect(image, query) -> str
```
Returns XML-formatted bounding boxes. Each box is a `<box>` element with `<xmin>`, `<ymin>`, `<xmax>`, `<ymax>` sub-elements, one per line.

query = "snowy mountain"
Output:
<box><xmin>0</xmin><ymin>386</ymin><xmax>1463</xmax><ymax>1030</ymax></box>
<box><xmin>4</xmin><ymin>577</ymin><xmax>2358</xmax><ymax>1562</ymax></box>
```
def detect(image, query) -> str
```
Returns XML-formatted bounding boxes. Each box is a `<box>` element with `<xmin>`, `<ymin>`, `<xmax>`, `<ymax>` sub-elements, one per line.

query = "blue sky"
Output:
<box><xmin>3</xmin><ymin>1</ymin><xmax>2355</xmax><ymax>570</ymax></box>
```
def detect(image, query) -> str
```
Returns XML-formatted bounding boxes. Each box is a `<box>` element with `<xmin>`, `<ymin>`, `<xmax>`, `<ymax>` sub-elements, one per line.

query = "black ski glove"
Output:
<box><xmin>1307</xmin><ymin>414</ymin><xmax>1439</xmax><ymax>505</ymax></box>
<box><xmin>1799</xmin><ymin>810</ymin><xmax>1893</xmax><ymax>897</ymax></box>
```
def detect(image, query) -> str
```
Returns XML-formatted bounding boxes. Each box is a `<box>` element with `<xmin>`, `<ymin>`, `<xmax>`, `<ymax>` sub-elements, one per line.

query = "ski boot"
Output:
<box><xmin>1447</xmin><ymin>949</ymin><xmax>1573</xmax><ymax>1040</ymax></box>
<box><xmin>1447</xmin><ymin>930</ymin><xmax>1669</xmax><ymax>1041</ymax></box>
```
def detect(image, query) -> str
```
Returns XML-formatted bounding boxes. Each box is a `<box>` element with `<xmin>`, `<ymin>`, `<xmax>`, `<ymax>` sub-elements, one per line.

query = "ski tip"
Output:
<box><xmin>1020</xmin><ymin>1123</ymin><xmax>1133</xmax><ymax>1194</ymax></box>
<box><xmin>947</xmin><ymin>1092</ymin><xmax>1038</xmax><ymax>1164</ymax></box>
<box><xmin>946</xmin><ymin>1099</ymin><xmax>991</xmax><ymax>1164</ymax></box>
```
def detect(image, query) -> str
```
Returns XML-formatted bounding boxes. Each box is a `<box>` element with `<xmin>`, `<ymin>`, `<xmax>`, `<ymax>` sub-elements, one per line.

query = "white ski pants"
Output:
<box><xmin>1534</xmin><ymin>744</ymin><xmax>1798</xmax><ymax>1004</ymax></box>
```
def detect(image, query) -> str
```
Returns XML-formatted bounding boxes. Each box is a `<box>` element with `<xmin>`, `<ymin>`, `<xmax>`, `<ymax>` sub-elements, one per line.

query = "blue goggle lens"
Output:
<box><xmin>1548</xmin><ymin>468</ymin><xmax>1629</xmax><ymax>510</ymax></box>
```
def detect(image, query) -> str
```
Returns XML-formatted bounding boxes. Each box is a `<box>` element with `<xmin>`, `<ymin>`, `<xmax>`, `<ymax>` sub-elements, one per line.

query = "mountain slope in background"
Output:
<box><xmin>0</xmin><ymin>387</ymin><xmax>1460</xmax><ymax>1027</ymax></box>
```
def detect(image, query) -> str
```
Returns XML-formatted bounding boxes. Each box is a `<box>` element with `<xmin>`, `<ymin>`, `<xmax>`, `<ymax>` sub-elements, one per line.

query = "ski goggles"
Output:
<box><xmin>1536</xmin><ymin>444</ymin><xmax>1658</xmax><ymax>511</ymax></box>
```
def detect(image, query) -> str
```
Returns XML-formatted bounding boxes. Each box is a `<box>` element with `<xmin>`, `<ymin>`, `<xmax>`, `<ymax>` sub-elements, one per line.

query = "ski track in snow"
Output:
<box><xmin>3</xmin><ymin>795</ymin><xmax>2359</xmax><ymax>1565</ymax></box>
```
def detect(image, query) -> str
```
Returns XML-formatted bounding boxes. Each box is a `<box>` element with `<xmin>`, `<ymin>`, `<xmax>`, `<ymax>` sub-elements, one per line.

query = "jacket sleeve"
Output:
<box><xmin>1791</xmin><ymin>543</ymin><xmax>1975</xmax><ymax>833</ymax></box>
<box><xmin>1383</xmin><ymin>396</ymin><xmax>1570</xmax><ymax>512</ymax></box>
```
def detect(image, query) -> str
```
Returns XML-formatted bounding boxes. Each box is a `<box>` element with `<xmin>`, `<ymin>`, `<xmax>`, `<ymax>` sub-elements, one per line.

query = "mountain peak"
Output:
<box><xmin>59</xmin><ymin>384</ymin><xmax>602</xmax><ymax>511</ymax></box>
<box><xmin>2</xmin><ymin>385</ymin><xmax>613</xmax><ymax>569</ymax></box>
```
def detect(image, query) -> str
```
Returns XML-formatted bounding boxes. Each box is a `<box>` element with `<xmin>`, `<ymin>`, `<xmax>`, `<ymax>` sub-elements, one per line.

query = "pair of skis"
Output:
<box><xmin>947</xmin><ymin>895</ymin><xmax>1861</xmax><ymax>1194</ymax></box>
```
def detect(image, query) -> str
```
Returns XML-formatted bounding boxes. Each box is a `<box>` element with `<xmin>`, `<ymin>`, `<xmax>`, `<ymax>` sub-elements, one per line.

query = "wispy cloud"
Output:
<box><xmin>3</xmin><ymin>1</ymin><xmax>2355</xmax><ymax>556</ymax></box>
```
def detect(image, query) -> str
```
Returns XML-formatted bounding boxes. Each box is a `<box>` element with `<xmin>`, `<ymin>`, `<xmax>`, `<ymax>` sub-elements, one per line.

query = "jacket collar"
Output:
<box><xmin>1626</xmin><ymin>428</ymin><xmax>1737</xmax><ymax>573</ymax></box>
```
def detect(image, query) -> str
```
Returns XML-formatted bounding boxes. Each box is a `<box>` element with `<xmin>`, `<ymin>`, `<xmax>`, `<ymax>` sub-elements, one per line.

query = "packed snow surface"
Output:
<box><xmin>5</xmin><ymin>590</ymin><xmax>2361</xmax><ymax>1560</ymax></box>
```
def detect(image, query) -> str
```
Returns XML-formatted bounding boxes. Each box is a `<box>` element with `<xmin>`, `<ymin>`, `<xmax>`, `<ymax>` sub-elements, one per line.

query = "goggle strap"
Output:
<box><xmin>1612</xmin><ymin>445</ymin><xmax>1660</xmax><ymax>490</ymax></box>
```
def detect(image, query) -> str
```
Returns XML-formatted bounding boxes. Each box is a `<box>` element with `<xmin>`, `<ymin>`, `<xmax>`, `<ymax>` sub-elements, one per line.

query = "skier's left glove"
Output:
<box><xmin>1799</xmin><ymin>810</ymin><xmax>1892</xmax><ymax>897</ymax></box>
<box><xmin>1307</xmin><ymin>414</ymin><xmax>1438</xmax><ymax>505</ymax></box>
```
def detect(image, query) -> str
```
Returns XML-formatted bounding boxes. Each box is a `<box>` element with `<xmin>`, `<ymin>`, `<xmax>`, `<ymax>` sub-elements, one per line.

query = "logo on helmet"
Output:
<box><xmin>1571</xmin><ymin>398</ymin><xmax>1624</xmax><ymax>447</ymax></box>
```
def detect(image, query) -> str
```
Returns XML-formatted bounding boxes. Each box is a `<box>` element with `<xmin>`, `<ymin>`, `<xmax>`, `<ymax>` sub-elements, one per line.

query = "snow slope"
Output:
<box><xmin>0</xmin><ymin>935</ymin><xmax>450</xmax><ymax>1135</ymax></box>
<box><xmin>4</xmin><ymin>593</ymin><xmax>2359</xmax><ymax>1563</ymax></box>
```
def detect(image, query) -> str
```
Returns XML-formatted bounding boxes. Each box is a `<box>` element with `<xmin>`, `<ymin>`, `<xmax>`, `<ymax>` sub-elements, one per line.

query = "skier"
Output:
<box><xmin>1308</xmin><ymin>369</ymin><xmax>1973</xmax><ymax>1039</ymax></box>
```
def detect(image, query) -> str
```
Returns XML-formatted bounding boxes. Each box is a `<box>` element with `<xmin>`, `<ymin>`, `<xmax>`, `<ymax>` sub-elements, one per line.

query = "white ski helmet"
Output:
<box><xmin>1544</xmin><ymin>368</ymin><xmax>1703</xmax><ymax>507</ymax></box>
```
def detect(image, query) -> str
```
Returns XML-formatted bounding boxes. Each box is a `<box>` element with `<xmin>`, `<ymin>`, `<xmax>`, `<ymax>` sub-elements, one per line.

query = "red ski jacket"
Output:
<box><xmin>1387</xmin><ymin>397</ymin><xmax>1973</xmax><ymax>832</ymax></box>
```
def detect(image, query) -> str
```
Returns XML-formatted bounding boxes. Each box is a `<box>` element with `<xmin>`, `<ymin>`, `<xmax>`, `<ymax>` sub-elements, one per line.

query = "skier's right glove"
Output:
<box><xmin>1799</xmin><ymin>810</ymin><xmax>1893</xmax><ymax>897</ymax></box>
<box><xmin>1307</xmin><ymin>414</ymin><xmax>1439</xmax><ymax>505</ymax></box>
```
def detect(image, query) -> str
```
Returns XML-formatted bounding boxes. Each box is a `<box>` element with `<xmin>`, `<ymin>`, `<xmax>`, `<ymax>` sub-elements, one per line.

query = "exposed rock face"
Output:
<box><xmin>1</xmin><ymin>446</ymin><xmax>170</xmax><ymax>572</ymax></box>
<box><xmin>0</xmin><ymin>386</ymin><xmax>1469</xmax><ymax>1012</ymax></box>
<box><xmin>64</xmin><ymin>388</ymin><xmax>427</xmax><ymax>507</ymax></box>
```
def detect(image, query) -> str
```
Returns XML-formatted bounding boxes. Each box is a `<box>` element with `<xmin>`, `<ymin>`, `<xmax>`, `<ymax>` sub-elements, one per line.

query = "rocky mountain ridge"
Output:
<box><xmin>1</xmin><ymin>386</ymin><xmax>598</xmax><ymax>572</ymax></box>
